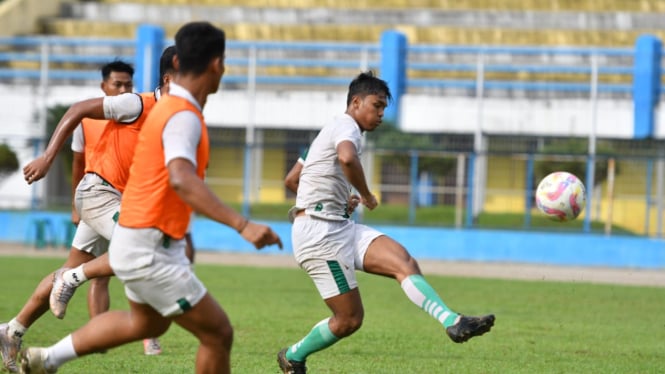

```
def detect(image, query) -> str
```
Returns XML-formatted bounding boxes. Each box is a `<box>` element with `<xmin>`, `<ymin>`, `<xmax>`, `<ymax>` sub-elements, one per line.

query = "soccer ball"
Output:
<box><xmin>535</xmin><ymin>171</ymin><xmax>586</xmax><ymax>222</ymax></box>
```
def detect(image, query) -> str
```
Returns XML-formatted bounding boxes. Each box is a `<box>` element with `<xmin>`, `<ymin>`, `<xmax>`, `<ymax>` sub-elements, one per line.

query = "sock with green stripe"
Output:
<box><xmin>286</xmin><ymin>318</ymin><xmax>340</xmax><ymax>362</ymax></box>
<box><xmin>401</xmin><ymin>274</ymin><xmax>459</xmax><ymax>328</ymax></box>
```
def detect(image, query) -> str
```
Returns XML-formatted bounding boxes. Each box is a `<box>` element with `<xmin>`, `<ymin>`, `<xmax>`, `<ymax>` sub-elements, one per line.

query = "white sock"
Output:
<box><xmin>45</xmin><ymin>334</ymin><xmax>78</xmax><ymax>369</ymax></box>
<box><xmin>63</xmin><ymin>265</ymin><xmax>88</xmax><ymax>286</ymax></box>
<box><xmin>7</xmin><ymin>318</ymin><xmax>26</xmax><ymax>339</ymax></box>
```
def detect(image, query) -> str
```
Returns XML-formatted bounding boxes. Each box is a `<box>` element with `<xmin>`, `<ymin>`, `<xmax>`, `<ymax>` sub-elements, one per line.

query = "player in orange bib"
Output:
<box><xmin>56</xmin><ymin>47</ymin><xmax>195</xmax><ymax>356</ymax></box>
<box><xmin>20</xmin><ymin>22</ymin><xmax>283</xmax><ymax>374</ymax></box>
<box><xmin>0</xmin><ymin>54</ymin><xmax>179</xmax><ymax>372</ymax></box>
<box><xmin>0</xmin><ymin>60</ymin><xmax>133</xmax><ymax>373</ymax></box>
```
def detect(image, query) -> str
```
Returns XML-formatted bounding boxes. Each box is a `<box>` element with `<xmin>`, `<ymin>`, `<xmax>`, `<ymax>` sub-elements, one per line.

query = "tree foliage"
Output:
<box><xmin>534</xmin><ymin>138</ymin><xmax>618</xmax><ymax>187</ymax></box>
<box><xmin>46</xmin><ymin>104</ymin><xmax>73</xmax><ymax>179</ymax></box>
<box><xmin>371</xmin><ymin>123</ymin><xmax>456</xmax><ymax>177</ymax></box>
<box><xmin>0</xmin><ymin>143</ymin><xmax>19</xmax><ymax>181</ymax></box>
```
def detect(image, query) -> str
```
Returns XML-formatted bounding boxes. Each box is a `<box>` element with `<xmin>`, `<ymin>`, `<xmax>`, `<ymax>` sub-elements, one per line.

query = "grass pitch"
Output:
<box><xmin>0</xmin><ymin>256</ymin><xmax>663</xmax><ymax>373</ymax></box>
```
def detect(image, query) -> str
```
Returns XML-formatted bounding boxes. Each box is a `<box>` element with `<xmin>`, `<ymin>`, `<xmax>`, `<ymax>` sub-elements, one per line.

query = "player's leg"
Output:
<box><xmin>357</xmin><ymin>226</ymin><xmax>495</xmax><ymax>342</ymax></box>
<box><xmin>172</xmin><ymin>293</ymin><xmax>233</xmax><ymax>373</ymax></box>
<box><xmin>279</xmin><ymin>217</ymin><xmax>360</xmax><ymax>373</ymax></box>
<box><xmin>360</xmin><ymin>234</ymin><xmax>462</xmax><ymax>322</ymax></box>
<box><xmin>51</xmin><ymin>181</ymin><xmax>119</xmax><ymax>319</ymax></box>
<box><xmin>20</xmin><ymin>301</ymin><xmax>171</xmax><ymax>373</ymax></box>
<box><xmin>0</xmin><ymin>225</ymin><xmax>100</xmax><ymax>372</ymax></box>
<box><xmin>86</xmin><ymin>277</ymin><xmax>110</xmax><ymax>318</ymax></box>
<box><xmin>50</xmin><ymin>222</ymin><xmax>108</xmax><ymax>319</ymax></box>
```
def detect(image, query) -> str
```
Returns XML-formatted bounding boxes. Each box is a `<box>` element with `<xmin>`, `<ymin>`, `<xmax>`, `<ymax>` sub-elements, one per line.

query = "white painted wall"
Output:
<box><xmin>0</xmin><ymin>83</ymin><xmax>655</xmax><ymax>208</ymax></box>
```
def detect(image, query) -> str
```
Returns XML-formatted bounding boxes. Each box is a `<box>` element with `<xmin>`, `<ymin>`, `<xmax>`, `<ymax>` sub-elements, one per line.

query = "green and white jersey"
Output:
<box><xmin>295</xmin><ymin>113</ymin><xmax>362</xmax><ymax>221</ymax></box>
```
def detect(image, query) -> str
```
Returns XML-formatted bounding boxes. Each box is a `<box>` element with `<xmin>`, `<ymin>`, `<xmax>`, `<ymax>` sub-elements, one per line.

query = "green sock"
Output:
<box><xmin>286</xmin><ymin>318</ymin><xmax>339</xmax><ymax>362</ymax></box>
<box><xmin>401</xmin><ymin>274</ymin><xmax>459</xmax><ymax>328</ymax></box>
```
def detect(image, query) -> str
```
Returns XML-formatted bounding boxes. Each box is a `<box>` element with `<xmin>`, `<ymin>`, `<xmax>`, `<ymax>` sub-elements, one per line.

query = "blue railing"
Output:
<box><xmin>407</xmin><ymin>44</ymin><xmax>636</xmax><ymax>94</ymax></box>
<box><xmin>0</xmin><ymin>35</ymin><xmax>657</xmax><ymax>98</ymax></box>
<box><xmin>0</xmin><ymin>36</ymin><xmax>134</xmax><ymax>82</ymax></box>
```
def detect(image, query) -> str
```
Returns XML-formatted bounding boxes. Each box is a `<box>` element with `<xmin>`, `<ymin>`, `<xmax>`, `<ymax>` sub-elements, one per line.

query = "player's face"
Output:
<box><xmin>101</xmin><ymin>71</ymin><xmax>134</xmax><ymax>96</ymax></box>
<box><xmin>351</xmin><ymin>93</ymin><xmax>388</xmax><ymax>132</ymax></box>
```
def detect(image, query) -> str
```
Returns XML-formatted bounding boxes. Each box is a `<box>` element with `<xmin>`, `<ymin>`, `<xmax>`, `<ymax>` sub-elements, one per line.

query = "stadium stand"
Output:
<box><xmin>21</xmin><ymin>0</ymin><xmax>656</xmax><ymax>89</ymax></box>
<box><xmin>43</xmin><ymin>1</ymin><xmax>665</xmax><ymax>46</ymax></box>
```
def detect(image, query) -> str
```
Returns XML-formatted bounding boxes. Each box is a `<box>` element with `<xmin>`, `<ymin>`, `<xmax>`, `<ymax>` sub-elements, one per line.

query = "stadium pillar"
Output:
<box><xmin>633</xmin><ymin>35</ymin><xmax>662</xmax><ymax>139</ymax></box>
<box><xmin>135</xmin><ymin>24</ymin><xmax>165</xmax><ymax>93</ymax></box>
<box><xmin>380</xmin><ymin>30</ymin><xmax>407</xmax><ymax>127</ymax></box>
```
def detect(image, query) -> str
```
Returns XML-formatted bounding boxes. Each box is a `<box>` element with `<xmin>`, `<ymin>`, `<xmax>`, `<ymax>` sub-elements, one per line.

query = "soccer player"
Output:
<box><xmin>19</xmin><ymin>21</ymin><xmax>282</xmax><ymax>374</ymax></box>
<box><xmin>66</xmin><ymin>60</ymin><xmax>169</xmax><ymax>355</ymax></box>
<box><xmin>0</xmin><ymin>53</ymin><xmax>176</xmax><ymax>372</ymax></box>
<box><xmin>0</xmin><ymin>60</ymin><xmax>134</xmax><ymax>373</ymax></box>
<box><xmin>276</xmin><ymin>71</ymin><xmax>495</xmax><ymax>374</ymax></box>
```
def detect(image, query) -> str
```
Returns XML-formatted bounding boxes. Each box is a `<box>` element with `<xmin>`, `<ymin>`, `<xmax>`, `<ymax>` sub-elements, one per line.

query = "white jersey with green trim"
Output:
<box><xmin>294</xmin><ymin>113</ymin><xmax>362</xmax><ymax>221</ymax></box>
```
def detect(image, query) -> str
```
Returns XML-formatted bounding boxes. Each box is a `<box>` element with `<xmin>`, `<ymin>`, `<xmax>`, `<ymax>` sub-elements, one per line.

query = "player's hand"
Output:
<box><xmin>361</xmin><ymin>193</ymin><xmax>378</xmax><ymax>210</ymax></box>
<box><xmin>346</xmin><ymin>194</ymin><xmax>360</xmax><ymax>215</ymax></box>
<box><xmin>23</xmin><ymin>157</ymin><xmax>50</xmax><ymax>185</ymax></box>
<box><xmin>240</xmin><ymin>221</ymin><xmax>283</xmax><ymax>250</ymax></box>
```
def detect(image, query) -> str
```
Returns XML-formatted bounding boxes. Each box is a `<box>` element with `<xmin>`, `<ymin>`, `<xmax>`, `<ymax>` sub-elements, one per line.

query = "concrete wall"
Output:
<box><xmin>0</xmin><ymin>0</ymin><xmax>69</xmax><ymax>36</ymax></box>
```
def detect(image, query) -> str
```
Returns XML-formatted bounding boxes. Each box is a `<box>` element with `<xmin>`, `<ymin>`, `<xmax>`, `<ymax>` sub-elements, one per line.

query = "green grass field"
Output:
<box><xmin>1</xmin><ymin>256</ymin><xmax>663</xmax><ymax>373</ymax></box>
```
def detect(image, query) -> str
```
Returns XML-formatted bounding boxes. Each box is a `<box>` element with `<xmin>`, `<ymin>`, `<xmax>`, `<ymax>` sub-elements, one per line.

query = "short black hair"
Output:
<box><xmin>175</xmin><ymin>22</ymin><xmax>226</xmax><ymax>75</ymax></box>
<box><xmin>101</xmin><ymin>60</ymin><xmax>134</xmax><ymax>80</ymax></box>
<box><xmin>346</xmin><ymin>70</ymin><xmax>392</xmax><ymax>106</ymax></box>
<box><xmin>159</xmin><ymin>45</ymin><xmax>177</xmax><ymax>86</ymax></box>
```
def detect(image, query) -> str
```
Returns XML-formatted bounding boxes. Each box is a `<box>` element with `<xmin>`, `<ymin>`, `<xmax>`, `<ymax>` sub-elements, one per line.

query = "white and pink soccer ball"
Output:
<box><xmin>535</xmin><ymin>171</ymin><xmax>586</xmax><ymax>222</ymax></box>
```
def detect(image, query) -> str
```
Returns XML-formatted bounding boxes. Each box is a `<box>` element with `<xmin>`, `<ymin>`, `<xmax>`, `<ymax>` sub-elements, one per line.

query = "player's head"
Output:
<box><xmin>174</xmin><ymin>21</ymin><xmax>226</xmax><ymax>93</ymax></box>
<box><xmin>100</xmin><ymin>60</ymin><xmax>134</xmax><ymax>96</ymax></box>
<box><xmin>345</xmin><ymin>71</ymin><xmax>391</xmax><ymax>132</ymax></box>
<box><xmin>158</xmin><ymin>45</ymin><xmax>177</xmax><ymax>94</ymax></box>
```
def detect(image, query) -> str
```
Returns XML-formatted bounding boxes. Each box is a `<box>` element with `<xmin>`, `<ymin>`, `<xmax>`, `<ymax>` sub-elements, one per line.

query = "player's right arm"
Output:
<box><xmin>23</xmin><ymin>94</ymin><xmax>142</xmax><ymax>184</ymax></box>
<box><xmin>336</xmin><ymin>140</ymin><xmax>377</xmax><ymax>210</ymax></box>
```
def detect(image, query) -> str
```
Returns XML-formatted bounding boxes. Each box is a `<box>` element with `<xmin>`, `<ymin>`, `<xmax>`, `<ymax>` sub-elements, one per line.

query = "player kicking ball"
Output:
<box><xmin>277</xmin><ymin>71</ymin><xmax>494</xmax><ymax>374</ymax></box>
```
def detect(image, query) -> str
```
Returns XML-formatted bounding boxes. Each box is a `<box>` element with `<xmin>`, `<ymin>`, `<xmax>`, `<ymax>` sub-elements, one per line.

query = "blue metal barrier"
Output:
<box><xmin>0</xmin><ymin>34</ymin><xmax>645</xmax><ymax>95</ymax></box>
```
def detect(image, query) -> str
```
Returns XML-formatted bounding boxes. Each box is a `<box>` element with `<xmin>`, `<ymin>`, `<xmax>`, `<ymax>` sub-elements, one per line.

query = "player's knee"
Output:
<box><xmin>220</xmin><ymin>322</ymin><xmax>234</xmax><ymax>350</ymax></box>
<box><xmin>333</xmin><ymin>313</ymin><xmax>363</xmax><ymax>337</ymax></box>
<box><xmin>404</xmin><ymin>256</ymin><xmax>420</xmax><ymax>274</ymax></box>
<box><xmin>393</xmin><ymin>256</ymin><xmax>421</xmax><ymax>280</ymax></box>
<box><xmin>202</xmin><ymin>320</ymin><xmax>234</xmax><ymax>350</ymax></box>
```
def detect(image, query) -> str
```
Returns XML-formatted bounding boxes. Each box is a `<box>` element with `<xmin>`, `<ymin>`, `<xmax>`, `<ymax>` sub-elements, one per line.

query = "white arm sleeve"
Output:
<box><xmin>71</xmin><ymin>124</ymin><xmax>84</xmax><ymax>152</ymax></box>
<box><xmin>332</xmin><ymin>120</ymin><xmax>361</xmax><ymax>152</ymax></box>
<box><xmin>102</xmin><ymin>93</ymin><xmax>143</xmax><ymax>123</ymax></box>
<box><xmin>162</xmin><ymin>111</ymin><xmax>202</xmax><ymax>167</ymax></box>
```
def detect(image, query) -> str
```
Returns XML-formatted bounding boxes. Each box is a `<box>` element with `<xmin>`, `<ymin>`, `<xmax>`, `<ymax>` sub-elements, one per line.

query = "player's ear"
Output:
<box><xmin>210</xmin><ymin>56</ymin><xmax>224</xmax><ymax>74</ymax></box>
<box><xmin>352</xmin><ymin>95</ymin><xmax>362</xmax><ymax>109</ymax></box>
<box><xmin>172</xmin><ymin>55</ymin><xmax>180</xmax><ymax>72</ymax></box>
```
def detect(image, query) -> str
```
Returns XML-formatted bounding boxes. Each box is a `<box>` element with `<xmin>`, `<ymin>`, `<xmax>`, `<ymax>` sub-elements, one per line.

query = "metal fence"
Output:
<box><xmin>195</xmin><ymin>130</ymin><xmax>665</xmax><ymax>238</ymax></box>
<box><xmin>1</xmin><ymin>35</ymin><xmax>665</xmax><ymax>238</ymax></box>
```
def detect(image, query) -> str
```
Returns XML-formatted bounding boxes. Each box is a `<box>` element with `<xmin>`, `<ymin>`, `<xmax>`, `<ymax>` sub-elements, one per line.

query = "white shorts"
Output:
<box><xmin>109</xmin><ymin>224</ymin><xmax>207</xmax><ymax>317</ymax></box>
<box><xmin>291</xmin><ymin>216</ymin><xmax>383</xmax><ymax>299</ymax></box>
<box><xmin>70</xmin><ymin>220</ymin><xmax>108</xmax><ymax>257</ymax></box>
<box><xmin>75</xmin><ymin>173</ymin><xmax>121</xmax><ymax>241</ymax></box>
